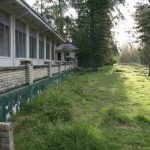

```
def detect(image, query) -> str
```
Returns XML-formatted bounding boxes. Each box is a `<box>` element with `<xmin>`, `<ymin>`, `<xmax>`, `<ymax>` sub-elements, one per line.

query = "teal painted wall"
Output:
<box><xmin>0</xmin><ymin>70</ymin><xmax>74</xmax><ymax>122</ymax></box>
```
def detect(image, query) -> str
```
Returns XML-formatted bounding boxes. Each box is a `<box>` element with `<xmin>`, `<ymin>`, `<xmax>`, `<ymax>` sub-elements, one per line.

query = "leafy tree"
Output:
<box><xmin>33</xmin><ymin>0</ymin><xmax>72</xmax><ymax>38</ymax></box>
<box><xmin>33</xmin><ymin>0</ymin><xmax>124</xmax><ymax>71</ymax></box>
<box><xmin>135</xmin><ymin>1</ymin><xmax>150</xmax><ymax>75</ymax></box>
<box><xmin>71</xmin><ymin>0</ymin><xmax>124</xmax><ymax>70</ymax></box>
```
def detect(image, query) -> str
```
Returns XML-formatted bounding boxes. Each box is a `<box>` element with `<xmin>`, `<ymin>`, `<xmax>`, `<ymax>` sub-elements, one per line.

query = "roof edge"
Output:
<box><xmin>17</xmin><ymin>0</ymin><xmax>66</xmax><ymax>43</ymax></box>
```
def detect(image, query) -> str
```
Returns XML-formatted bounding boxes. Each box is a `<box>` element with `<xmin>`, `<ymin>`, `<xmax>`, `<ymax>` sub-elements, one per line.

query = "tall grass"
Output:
<box><xmin>13</xmin><ymin>65</ymin><xmax>150</xmax><ymax>150</ymax></box>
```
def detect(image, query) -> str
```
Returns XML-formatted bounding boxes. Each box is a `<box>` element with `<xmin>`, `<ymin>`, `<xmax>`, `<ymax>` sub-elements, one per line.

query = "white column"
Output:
<box><xmin>10</xmin><ymin>15</ymin><xmax>15</xmax><ymax>66</ymax></box>
<box><xmin>61</xmin><ymin>52</ymin><xmax>65</xmax><ymax>62</ymax></box>
<box><xmin>37</xmin><ymin>32</ymin><xmax>39</xmax><ymax>64</ymax></box>
<box><xmin>26</xmin><ymin>25</ymin><xmax>30</xmax><ymax>59</ymax></box>
<box><xmin>44</xmin><ymin>36</ymin><xmax>46</xmax><ymax>60</ymax></box>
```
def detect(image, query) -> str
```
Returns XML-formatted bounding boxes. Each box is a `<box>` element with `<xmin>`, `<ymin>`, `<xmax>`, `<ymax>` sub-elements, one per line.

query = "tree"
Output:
<box><xmin>71</xmin><ymin>0</ymin><xmax>124</xmax><ymax>70</ymax></box>
<box><xmin>33</xmin><ymin>0</ymin><xmax>124</xmax><ymax>71</ymax></box>
<box><xmin>33</xmin><ymin>0</ymin><xmax>72</xmax><ymax>38</ymax></box>
<box><xmin>135</xmin><ymin>1</ymin><xmax>150</xmax><ymax>75</ymax></box>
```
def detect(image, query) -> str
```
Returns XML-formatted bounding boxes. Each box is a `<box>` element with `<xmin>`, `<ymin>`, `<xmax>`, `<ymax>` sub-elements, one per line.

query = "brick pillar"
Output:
<box><xmin>64</xmin><ymin>62</ymin><xmax>67</xmax><ymax>71</ymax></box>
<box><xmin>75</xmin><ymin>59</ymin><xmax>78</xmax><ymax>68</ymax></box>
<box><xmin>69</xmin><ymin>62</ymin><xmax>71</xmax><ymax>70</ymax></box>
<box><xmin>20</xmin><ymin>60</ymin><xmax>33</xmax><ymax>85</ymax></box>
<box><xmin>57</xmin><ymin>61</ymin><xmax>61</xmax><ymax>74</ymax></box>
<box><xmin>0</xmin><ymin>123</ymin><xmax>14</xmax><ymax>150</ymax></box>
<box><xmin>45</xmin><ymin>61</ymin><xmax>52</xmax><ymax>77</ymax></box>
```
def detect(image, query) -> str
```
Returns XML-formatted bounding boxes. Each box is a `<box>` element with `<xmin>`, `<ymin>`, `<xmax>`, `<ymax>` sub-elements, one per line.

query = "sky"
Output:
<box><xmin>26</xmin><ymin>0</ymin><xmax>141</xmax><ymax>47</ymax></box>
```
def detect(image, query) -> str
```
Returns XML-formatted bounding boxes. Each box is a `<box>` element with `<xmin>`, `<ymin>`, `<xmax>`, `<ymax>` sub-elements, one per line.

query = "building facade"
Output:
<box><xmin>0</xmin><ymin>0</ymin><xmax>69</xmax><ymax>67</ymax></box>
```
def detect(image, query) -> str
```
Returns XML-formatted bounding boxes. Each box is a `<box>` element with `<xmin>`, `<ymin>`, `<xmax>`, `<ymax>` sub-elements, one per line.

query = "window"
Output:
<box><xmin>39</xmin><ymin>34</ymin><xmax>44</xmax><ymax>59</ymax></box>
<box><xmin>15</xmin><ymin>20</ymin><xmax>26</xmax><ymax>58</ymax></box>
<box><xmin>46</xmin><ymin>38</ymin><xmax>50</xmax><ymax>60</ymax></box>
<box><xmin>0</xmin><ymin>10</ymin><xmax>10</xmax><ymax>57</ymax></box>
<box><xmin>64</xmin><ymin>52</ymin><xmax>69</xmax><ymax>61</ymax></box>
<box><xmin>51</xmin><ymin>41</ymin><xmax>55</xmax><ymax>60</ymax></box>
<box><xmin>29</xmin><ymin>28</ymin><xmax>37</xmax><ymax>58</ymax></box>
<box><xmin>57</xmin><ymin>52</ymin><xmax>61</xmax><ymax>61</ymax></box>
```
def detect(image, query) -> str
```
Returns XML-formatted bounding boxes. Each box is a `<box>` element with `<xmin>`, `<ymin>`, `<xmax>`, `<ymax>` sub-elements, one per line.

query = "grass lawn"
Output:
<box><xmin>13</xmin><ymin>65</ymin><xmax>150</xmax><ymax>150</ymax></box>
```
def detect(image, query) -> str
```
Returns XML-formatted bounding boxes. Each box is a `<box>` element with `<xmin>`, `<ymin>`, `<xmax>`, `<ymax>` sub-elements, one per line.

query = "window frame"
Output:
<box><xmin>15</xmin><ymin>19</ymin><xmax>26</xmax><ymax>58</ymax></box>
<box><xmin>46</xmin><ymin>38</ymin><xmax>50</xmax><ymax>60</ymax></box>
<box><xmin>29</xmin><ymin>28</ymin><xmax>37</xmax><ymax>59</ymax></box>
<box><xmin>0</xmin><ymin>9</ymin><xmax>10</xmax><ymax>58</ymax></box>
<box><xmin>39</xmin><ymin>34</ymin><xmax>44</xmax><ymax>60</ymax></box>
<box><xmin>51</xmin><ymin>41</ymin><xmax>55</xmax><ymax>60</ymax></box>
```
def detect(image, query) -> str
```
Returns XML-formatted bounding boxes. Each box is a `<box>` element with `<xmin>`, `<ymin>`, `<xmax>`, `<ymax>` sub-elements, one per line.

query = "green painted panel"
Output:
<box><xmin>0</xmin><ymin>70</ymin><xmax>74</xmax><ymax>122</ymax></box>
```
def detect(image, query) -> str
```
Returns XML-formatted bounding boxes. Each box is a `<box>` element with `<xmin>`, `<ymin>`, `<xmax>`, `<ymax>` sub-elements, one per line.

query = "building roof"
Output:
<box><xmin>56</xmin><ymin>44</ymin><xmax>78</xmax><ymax>52</ymax></box>
<box><xmin>0</xmin><ymin>0</ymin><xmax>65</xmax><ymax>43</ymax></box>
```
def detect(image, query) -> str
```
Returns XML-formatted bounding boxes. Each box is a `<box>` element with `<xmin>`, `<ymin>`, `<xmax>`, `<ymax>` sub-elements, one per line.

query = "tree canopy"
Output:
<box><xmin>33</xmin><ymin>0</ymin><xmax>124</xmax><ymax>70</ymax></box>
<box><xmin>135</xmin><ymin>1</ymin><xmax>150</xmax><ymax>65</ymax></box>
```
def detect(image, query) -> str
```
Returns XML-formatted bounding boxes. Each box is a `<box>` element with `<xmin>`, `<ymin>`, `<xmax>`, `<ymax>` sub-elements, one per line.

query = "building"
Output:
<box><xmin>0</xmin><ymin>0</ymin><xmax>77</xmax><ymax>67</ymax></box>
<box><xmin>0</xmin><ymin>0</ymin><xmax>78</xmax><ymax>122</ymax></box>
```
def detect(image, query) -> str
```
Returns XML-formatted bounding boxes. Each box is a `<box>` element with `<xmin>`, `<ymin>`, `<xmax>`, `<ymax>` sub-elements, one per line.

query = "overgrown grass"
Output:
<box><xmin>13</xmin><ymin>65</ymin><xmax>150</xmax><ymax>150</ymax></box>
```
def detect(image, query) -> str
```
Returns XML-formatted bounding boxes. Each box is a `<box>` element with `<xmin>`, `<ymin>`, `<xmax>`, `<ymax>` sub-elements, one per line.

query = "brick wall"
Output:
<box><xmin>61</xmin><ymin>64</ymin><xmax>66</xmax><ymax>72</ymax></box>
<box><xmin>66</xmin><ymin>64</ymin><xmax>70</xmax><ymax>70</ymax></box>
<box><xmin>0</xmin><ymin>62</ymin><xmax>76</xmax><ymax>94</ymax></box>
<box><xmin>52</xmin><ymin>65</ymin><xmax>59</xmax><ymax>75</ymax></box>
<box><xmin>33</xmin><ymin>65</ymin><xmax>48</xmax><ymax>81</ymax></box>
<box><xmin>0</xmin><ymin>67</ymin><xmax>26</xmax><ymax>93</ymax></box>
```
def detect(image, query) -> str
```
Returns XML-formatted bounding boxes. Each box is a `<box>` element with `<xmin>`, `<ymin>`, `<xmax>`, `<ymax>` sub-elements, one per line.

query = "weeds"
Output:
<box><xmin>13</xmin><ymin>65</ymin><xmax>150</xmax><ymax>150</ymax></box>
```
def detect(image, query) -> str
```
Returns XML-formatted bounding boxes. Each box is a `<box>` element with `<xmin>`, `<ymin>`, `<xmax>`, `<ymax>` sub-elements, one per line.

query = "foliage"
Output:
<box><xmin>33</xmin><ymin>0</ymin><xmax>73</xmax><ymax>38</ymax></box>
<box><xmin>33</xmin><ymin>0</ymin><xmax>124</xmax><ymax>69</ymax></box>
<box><xmin>135</xmin><ymin>2</ymin><xmax>150</xmax><ymax>65</ymax></box>
<box><xmin>71</xmin><ymin>0</ymin><xmax>124</xmax><ymax>69</ymax></box>
<box><xmin>119</xmin><ymin>45</ymin><xmax>141</xmax><ymax>64</ymax></box>
<box><xmin>13</xmin><ymin>65</ymin><xmax>150</xmax><ymax>150</ymax></box>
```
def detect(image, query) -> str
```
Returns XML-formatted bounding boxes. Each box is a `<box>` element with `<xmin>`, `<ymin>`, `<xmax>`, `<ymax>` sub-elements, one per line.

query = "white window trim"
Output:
<box><xmin>37</xmin><ymin>32</ymin><xmax>39</xmax><ymax>61</ymax></box>
<box><xmin>26</xmin><ymin>24</ymin><xmax>30</xmax><ymax>59</ymax></box>
<box><xmin>44</xmin><ymin>36</ymin><xmax>46</xmax><ymax>60</ymax></box>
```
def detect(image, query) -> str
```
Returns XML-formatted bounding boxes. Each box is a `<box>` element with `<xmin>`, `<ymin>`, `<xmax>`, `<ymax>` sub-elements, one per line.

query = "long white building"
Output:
<box><xmin>0</xmin><ymin>0</ymin><xmax>76</xmax><ymax>67</ymax></box>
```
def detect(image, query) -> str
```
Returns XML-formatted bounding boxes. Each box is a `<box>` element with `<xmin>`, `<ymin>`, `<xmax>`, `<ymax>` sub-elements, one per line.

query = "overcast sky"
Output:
<box><xmin>26</xmin><ymin>0</ymin><xmax>141</xmax><ymax>47</ymax></box>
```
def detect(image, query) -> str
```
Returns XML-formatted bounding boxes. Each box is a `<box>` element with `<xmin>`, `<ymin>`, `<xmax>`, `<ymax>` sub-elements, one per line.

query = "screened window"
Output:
<box><xmin>51</xmin><ymin>42</ymin><xmax>55</xmax><ymax>60</ymax></box>
<box><xmin>39</xmin><ymin>34</ymin><xmax>44</xmax><ymax>59</ymax></box>
<box><xmin>30</xmin><ymin>28</ymin><xmax>37</xmax><ymax>58</ymax></box>
<box><xmin>0</xmin><ymin>10</ymin><xmax>10</xmax><ymax>57</ymax></box>
<box><xmin>57</xmin><ymin>52</ymin><xmax>61</xmax><ymax>61</ymax></box>
<box><xmin>46</xmin><ymin>39</ymin><xmax>50</xmax><ymax>60</ymax></box>
<box><xmin>15</xmin><ymin>20</ymin><xmax>26</xmax><ymax>58</ymax></box>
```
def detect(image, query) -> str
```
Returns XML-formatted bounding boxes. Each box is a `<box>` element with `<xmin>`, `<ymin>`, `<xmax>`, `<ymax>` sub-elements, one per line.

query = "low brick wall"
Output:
<box><xmin>0</xmin><ymin>62</ymin><xmax>76</xmax><ymax>94</ymax></box>
<box><xmin>52</xmin><ymin>65</ymin><xmax>59</xmax><ymax>75</ymax></box>
<box><xmin>0</xmin><ymin>67</ymin><xmax>26</xmax><ymax>93</ymax></box>
<box><xmin>33</xmin><ymin>65</ymin><xmax>48</xmax><ymax>81</ymax></box>
<box><xmin>61</xmin><ymin>64</ymin><xmax>66</xmax><ymax>72</ymax></box>
<box><xmin>66</xmin><ymin>64</ymin><xmax>70</xmax><ymax>70</ymax></box>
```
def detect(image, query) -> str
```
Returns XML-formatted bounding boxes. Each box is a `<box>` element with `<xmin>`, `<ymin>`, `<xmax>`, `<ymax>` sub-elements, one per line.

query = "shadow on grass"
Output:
<box><xmin>94</xmin><ymin>66</ymin><xmax>150</xmax><ymax>150</ymax></box>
